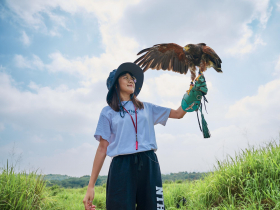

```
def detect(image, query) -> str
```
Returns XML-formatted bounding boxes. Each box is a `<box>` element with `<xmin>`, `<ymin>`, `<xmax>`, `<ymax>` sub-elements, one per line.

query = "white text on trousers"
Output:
<box><xmin>156</xmin><ymin>186</ymin><xmax>164</xmax><ymax>210</ymax></box>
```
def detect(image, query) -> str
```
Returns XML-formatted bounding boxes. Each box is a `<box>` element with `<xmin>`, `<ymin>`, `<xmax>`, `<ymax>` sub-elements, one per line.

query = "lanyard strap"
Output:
<box><xmin>122</xmin><ymin>103</ymin><xmax>138</xmax><ymax>150</ymax></box>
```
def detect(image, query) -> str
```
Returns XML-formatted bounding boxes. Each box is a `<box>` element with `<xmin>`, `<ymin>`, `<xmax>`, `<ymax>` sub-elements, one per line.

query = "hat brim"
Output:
<box><xmin>106</xmin><ymin>62</ymin><xmax>144</xmax><ymax>105</ymax></box>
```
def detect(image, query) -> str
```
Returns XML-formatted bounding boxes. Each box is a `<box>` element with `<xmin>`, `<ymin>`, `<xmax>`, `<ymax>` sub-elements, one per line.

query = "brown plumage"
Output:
<box><xmin>134</xmin><ymin>43</ymin><xmax>222</xmax><ymax>81</ymax></box>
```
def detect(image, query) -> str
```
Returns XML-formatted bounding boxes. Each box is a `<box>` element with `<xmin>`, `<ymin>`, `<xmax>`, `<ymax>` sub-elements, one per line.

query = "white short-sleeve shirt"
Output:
<box><xmin>94</xmin><ymin>101</ymin><xmax>171</xmax><ymax>158</ymax></box>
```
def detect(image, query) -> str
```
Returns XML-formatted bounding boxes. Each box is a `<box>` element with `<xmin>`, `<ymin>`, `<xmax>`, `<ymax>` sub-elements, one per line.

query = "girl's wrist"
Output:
<box><xmin>87</xmin><ymin>185</ymin><xmax>95</xmax><ymax>190</ymax></box>
<box><xmin>88</xmin><ymin>181</ymin><xmax>95</xmax><ymax>188</ymax></box>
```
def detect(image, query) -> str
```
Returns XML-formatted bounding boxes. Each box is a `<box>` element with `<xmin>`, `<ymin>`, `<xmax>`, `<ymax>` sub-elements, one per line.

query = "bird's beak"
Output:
<box><xmin>183</xmin><ymin>46</ymin><xmax>189</xmax><ymax>51</ymax></box>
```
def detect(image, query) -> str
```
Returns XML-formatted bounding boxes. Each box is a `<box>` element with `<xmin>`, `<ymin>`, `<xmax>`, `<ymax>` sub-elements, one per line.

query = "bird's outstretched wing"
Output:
<box><xmin>134</xmin><ymin>43</ymin><xmax>189</xmax><ymax>74</ymax></box>
<box><xmin>202</xmin><ymin>46</ymin><xmax>222</xmax><ymax>72</ymax></box>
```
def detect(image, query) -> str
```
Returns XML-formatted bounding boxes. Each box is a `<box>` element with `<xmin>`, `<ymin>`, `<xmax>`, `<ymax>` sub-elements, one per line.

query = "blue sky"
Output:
<box><xmin>1</xmin><ymin>0</ymin><xmax>280</xmax><ymax>177</ymax></box>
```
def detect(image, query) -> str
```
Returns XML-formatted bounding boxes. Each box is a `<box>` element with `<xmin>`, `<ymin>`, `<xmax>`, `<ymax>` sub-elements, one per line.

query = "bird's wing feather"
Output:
<box><xmin>134</xmin><ymin>43</ymin><xmax>189</xmax><ymax>74</ymax></box>
<box><xmin>202</xmin><ymin>46</ymin><xmax>222</xmax><ymax>63</ymax></box>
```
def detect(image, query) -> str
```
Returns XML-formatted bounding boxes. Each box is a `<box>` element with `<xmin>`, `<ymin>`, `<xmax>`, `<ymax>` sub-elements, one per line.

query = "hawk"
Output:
<box><xmin>134</xmin><ymin>43</ymin><xmax>222</xmax><ymax>81</ymax></box>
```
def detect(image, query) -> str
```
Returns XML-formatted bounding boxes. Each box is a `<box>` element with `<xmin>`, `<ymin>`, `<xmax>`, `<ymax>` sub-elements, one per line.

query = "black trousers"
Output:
<box><xmin>106</xmin><ymin>149</ymin><xmax>165</xmax><ymax>210</ymax></box>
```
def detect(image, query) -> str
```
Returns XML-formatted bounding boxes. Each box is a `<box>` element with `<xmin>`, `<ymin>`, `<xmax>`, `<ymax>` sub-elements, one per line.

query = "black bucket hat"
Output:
<box><xmin>106</xmin><ymin>62</ymin><xmax>144</xmax><ymax>106</ymax></box>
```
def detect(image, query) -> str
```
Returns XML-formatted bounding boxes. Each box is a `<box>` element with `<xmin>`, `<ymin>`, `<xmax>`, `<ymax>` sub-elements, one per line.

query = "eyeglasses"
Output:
<box><xmin>123</xmin><ymin>75</ymin><xmax>137</xmax><ymax>83</ymax></box>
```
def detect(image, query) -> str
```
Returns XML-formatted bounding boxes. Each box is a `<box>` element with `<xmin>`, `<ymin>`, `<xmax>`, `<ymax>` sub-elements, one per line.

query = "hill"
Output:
<box><xmin>43</xmin><ymin>171</ymin><xmax>207</xmax><ymax>188</ymax></box>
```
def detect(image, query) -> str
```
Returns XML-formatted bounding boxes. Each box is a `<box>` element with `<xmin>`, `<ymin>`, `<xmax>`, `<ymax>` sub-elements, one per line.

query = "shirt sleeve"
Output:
<box><xmin>94</xmin><ymin>112</ymin><xmax>111</xmax><ymax>143</ymax></box>
<box><xmin>151</xmin><ymin>102</ymin><xmax>171</xmax><ymax>126</ymax></box>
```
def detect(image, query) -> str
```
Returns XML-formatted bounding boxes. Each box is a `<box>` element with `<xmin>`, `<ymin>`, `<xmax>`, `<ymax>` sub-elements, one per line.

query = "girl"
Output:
<box><xmin>83</xmin><ymin>62</ymin><xmax>187</xmax><ymax>210</ymax></box>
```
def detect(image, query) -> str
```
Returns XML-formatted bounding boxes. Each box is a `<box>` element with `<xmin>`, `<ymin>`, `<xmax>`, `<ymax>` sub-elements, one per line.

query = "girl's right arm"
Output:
<box><xmin>83</xmin><ymin>137</ymin><xmax>109</xmax><ymax>209</ymax></box>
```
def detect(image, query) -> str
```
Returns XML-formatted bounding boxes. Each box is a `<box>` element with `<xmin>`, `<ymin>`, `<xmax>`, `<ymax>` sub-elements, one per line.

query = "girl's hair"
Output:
<box><xmin>109</xmin><ymin>71</ymin><xmax>144</xmax><ymax>112</ymax></box>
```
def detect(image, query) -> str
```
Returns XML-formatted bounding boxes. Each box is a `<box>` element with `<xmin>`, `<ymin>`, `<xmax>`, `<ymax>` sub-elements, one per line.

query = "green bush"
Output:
<box><xmin>164</xmin><ymin>180</ymin><xmax>171</xmax><ymax>184</ymax></box>
<box><xmin>0</xmin><ymin>160</ymin><xmax>47</xmax><ymax>210</ymax></box>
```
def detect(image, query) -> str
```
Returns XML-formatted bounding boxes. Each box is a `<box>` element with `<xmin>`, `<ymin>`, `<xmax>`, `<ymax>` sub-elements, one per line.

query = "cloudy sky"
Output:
<box><xmin>1</xmin><ymin>0</ymin><xmax>280</xmax><ymax>177</ymax></box>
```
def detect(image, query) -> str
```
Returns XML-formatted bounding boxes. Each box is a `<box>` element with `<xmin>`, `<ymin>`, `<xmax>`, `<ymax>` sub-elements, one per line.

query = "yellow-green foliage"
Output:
<box><xmin>0</xmin><ymin>160</ymin><xmax>46</xmax><ymax>210</ymax></box>
<box><xmin>43</xmin><ymin>184</ymin><xmax>107</xmax><ymax>210</ymax></box>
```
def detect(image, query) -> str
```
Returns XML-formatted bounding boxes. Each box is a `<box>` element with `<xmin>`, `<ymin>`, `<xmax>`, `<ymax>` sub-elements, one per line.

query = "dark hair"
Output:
<box><xmin>109</xmin><ymin>71</ymin><xmax>144</xmax><ymax>112</ymax></box>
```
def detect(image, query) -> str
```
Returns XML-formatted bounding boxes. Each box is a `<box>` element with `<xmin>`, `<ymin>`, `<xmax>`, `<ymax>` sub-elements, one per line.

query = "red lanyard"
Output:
<box><xmin>122</xmin><ymin>103</ymin><xmax>138</xmax><ymax>150</ymax></box>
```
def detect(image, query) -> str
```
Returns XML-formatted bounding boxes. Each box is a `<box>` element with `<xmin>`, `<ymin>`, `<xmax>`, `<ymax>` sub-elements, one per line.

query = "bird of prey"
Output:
<box><xmin>134</xmin><ymin>43</ymin><xmax>222</xmax><ymax>81</ymax></box>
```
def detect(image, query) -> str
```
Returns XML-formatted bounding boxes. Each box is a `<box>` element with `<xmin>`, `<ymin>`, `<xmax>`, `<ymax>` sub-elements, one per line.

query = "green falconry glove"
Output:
<box><xmin>181</xmin><ymin>74</ymin><xmax>211</xmax><ymax>138</ymax></box>
<box><xmin>181</xmin><ymin>74</ymin><xmax>208</xmax><ymax>112</ymax></box>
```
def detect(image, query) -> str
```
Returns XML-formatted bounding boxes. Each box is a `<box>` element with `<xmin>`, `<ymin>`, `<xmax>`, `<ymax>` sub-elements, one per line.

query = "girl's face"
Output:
<box><xmin>117</xmin><ymin>73</ymin><xmax>135</xmax><ymax>96</ymax></box>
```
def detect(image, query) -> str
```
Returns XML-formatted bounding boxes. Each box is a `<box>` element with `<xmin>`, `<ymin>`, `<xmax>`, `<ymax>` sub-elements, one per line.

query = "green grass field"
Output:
<box><xmin>1</xmin><ymin>137</ymin><xmax>280</xmax><ymax>209</ymax></box>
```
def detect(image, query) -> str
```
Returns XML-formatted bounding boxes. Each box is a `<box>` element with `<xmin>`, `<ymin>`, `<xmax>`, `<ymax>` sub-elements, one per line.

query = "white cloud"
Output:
<box><xmin>0</xmin><ymin>65</ymin><xmax>6</xmax><ymax>71</ymax></box>
<box><xmin>31</xmin><ymin>135</ymin><xmax>46</xmax><ymax>143</ymax></box>
<box><xmin>20</xmin><ymin>31</ymin><xmax>31</xmax><ymax>46</ymax></box>
<box><xmin>0</xmin><ymin>71</ymin><xmax>106</xmax><ymax>135</ymax></box>
<box><xmin>52</xmin><ymin>134</ymin><xmax>63</xmax><ymax>142</ymax></box>
<box><xmin>11</xmin><ymin>1</ymin><xmax>142</xmax><ymax>84</ymax></box>
<box><xmin>5</xmin><ymin>0</ymin><xmax>140</xmax><ymax>35</ymax></box>
<box><xmin>46</xmin><ymin>52</ymin><xmax>111</xmax><ymax>83</ymax></box>
<box><xmin>154</xmin><ymin>124</ymin><xmax>256</xmax><ymax>174</ymax></box>
<box><xmin>246</xmin><ymin>0</ymin><xmax>272</xmax><ymax>28</ymax></box>
<box><xmin>29</xmin><ymin>134</ymin><xmax>63</xmax><ymax>143</ymax></box>
<box><xmin>34</xmin><ymin>142</ymin><xmax>112</xmax><ymax>176</ymax></box>
<box><xmin>277</xmin><ymin>2</ymin><xmax>280</xmax><ymax>11</ymax></box>
<box><xmin>138</xmin><ymin>71</ymin><xmax>214</xmax><ymax>110</ymax></box>
<box><xmin>7</xmin><ymin>0</ymin><xmax>140</xmax><ymax>90</ymax></box>
<box><xmin>32</xmin><ymin>55</ymin><xmax>44</xmax><ymax>70</ymax></box>
<box><xmin>226</xmin><ymin>78</ymin><xmax>280</xmax><ymax>139</ymax></box>
<box><xmin>14</xmin><ymin>55</ymin><xmax>31</xmax><ymax>69</ymax></box>
<box><xmin>226</xmin><ymin>79</ymin><xmax>280</xmax><ymax>119</ymax></box>
<box><xmin>5</xmin><ymin>0</ymin><xmax>69</xmax><ymax>31</ymax></box>
<box><xmin>274</xmin><ymin>55</ymin><xmax>280</xmax><ymax>75</ymax></box>
<box><xmin>226</xmin><ymin>28</ymin><xmax>266</xmax><ymax>56</ymax></box>
<box><xmin>119</xmin><ymin>0</ymin><xmax>271</xmax><ymax>57</ymax></box>
<box><xmin>14</xmin><ymin>54</ymin><xmax>44</xmax><ymax>70</ymax></box>
<box><xmin>226</xmin><ymin>0</ymin><xmax>271</xmax><ymax>55</ymax></box>
<box><xmin>13</xmin><ymin>47</ymin><xmax>138</xmax><ymax>84</ymax></box>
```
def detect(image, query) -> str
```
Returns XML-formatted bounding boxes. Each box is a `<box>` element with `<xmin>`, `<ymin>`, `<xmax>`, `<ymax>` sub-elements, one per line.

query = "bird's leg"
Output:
<box><xmin>199</xmin><ymin>60</ymin><xmax>206</xmax><ymax>73</ymax></box>
<box><xmin>186</xmin><ymin>65</ymin><xmax>196</xmax><ymax>94</ymax></box>
<box><xmin>190</xmin><ymin>65</ymin><xmax>196</xmax><ymax>82</ymax></box>
<box><xmin>191</xmin><ymin>71</ymin><xmax>196</xmax><ymax>82</ymax></box>
<box><xmin>194</xmin><ymin>69</ymin><xmax>203</xmax><ymax>82</ymax></box>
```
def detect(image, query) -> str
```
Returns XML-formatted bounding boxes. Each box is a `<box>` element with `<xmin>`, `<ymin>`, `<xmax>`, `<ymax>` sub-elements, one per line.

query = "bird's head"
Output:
<box><xmin>183</xmin><ymin>44</ymin><xmax>194</xmax><ymax>52</ymax></box>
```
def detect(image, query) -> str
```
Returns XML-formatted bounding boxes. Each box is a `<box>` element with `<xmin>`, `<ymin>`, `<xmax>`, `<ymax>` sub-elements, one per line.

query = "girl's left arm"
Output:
<box><xmin>169</xmin><ymin>106</ymin><xmax>187</xmax><ymax>119</ymax></box>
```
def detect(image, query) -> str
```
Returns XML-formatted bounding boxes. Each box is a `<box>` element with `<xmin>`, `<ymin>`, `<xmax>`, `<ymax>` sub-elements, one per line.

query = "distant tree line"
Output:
<box><xmin>44</xmin><ymin>174</ymin><xmax>107</xmax><ymax>188</ymax></box>
<box><xmin>44</xmin><ymin>171</ymin><xmax>209</xmax><ymax>188</ymax></box>
<box><xmin>162</xmin><ymin>171</ymin><xmax>208</xmax><ymax>182</ymax></box>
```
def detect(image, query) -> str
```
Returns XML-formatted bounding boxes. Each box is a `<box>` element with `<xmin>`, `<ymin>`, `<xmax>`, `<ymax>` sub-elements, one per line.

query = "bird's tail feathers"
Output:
<box><xmin>214</xmin><ymin>67</ymin><xmax>223</xmax><ymax>73</ymax></box>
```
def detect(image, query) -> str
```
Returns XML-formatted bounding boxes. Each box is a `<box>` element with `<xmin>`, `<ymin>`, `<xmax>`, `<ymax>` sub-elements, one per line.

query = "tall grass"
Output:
<box><xmin>163</xmin><ymin>137</ymin><xmax>280</xmax><ymax>209</ymax></box>
<box><xmin>2</xmin><ymin>137</ymin><xmax>280</xmax><ymax>209</ymax></box>
<box><xmin>42</xmin><ymin>184</ymin><xmax>107</xmax><ymax>210</ymax></box>
<box><xmin>0</xmin><ymin>160</ymin><xmax>47</xmax><ymax>210</ymax></box>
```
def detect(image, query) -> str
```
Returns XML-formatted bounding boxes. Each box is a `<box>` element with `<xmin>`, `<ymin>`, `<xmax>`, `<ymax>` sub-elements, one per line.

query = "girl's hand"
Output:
<box><xmin>83</xmin><ymin>187</ymin><xmax>96</xmax><ymax>210</ymax></box>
